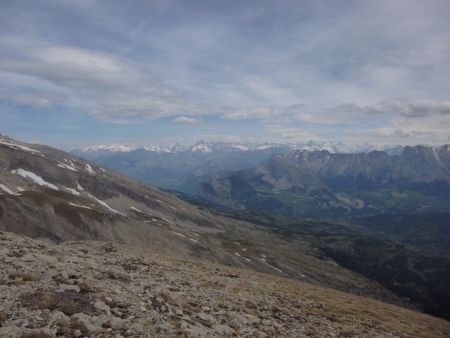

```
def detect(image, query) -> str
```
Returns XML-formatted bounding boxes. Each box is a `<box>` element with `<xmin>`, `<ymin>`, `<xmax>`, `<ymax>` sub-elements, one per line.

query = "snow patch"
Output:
<box><xmin>0</xmin><ymin>140</ymin><xmax>41</xmax><ymax>154</ymax></box>
<box><xmin>68</xmin><ymin>203</ymin><xmax>92</xmax><ymax>210</ymax></box>
<box><xmin>62</xmin><ymin>186</ymin><xmax>80</xmax><ymax>196</ymax></box>
<box><xmin>57</xmin><ymin>162</ymin><xmax>78</xmax><ymax>172</ymax></box>
<box><xmin>191</xmin><ymin>142</ymin><xmax>212</xmax><ymax>153</ymax></box>
<box><xmin>82</xmin><ymin>144</ymin><xmax>137</xmax><ymax>153</ymax></box>
<box><xmin>260</xmin><ymin>258</ymin><xmax>283</xmax><ymax>274</ymax></box>
<box><xmin>162</xmin><ymin>217</ymin><xmax>175</xmax><ymax>225</ymax></box>
<box><xmin>130</xmin><ymin>206</ymin><xmax>142</xmax><ymax>213</ymax></box>
<box><xmin>234</xmin><ymin>252</ymin><xmax>241</xmax><ymax>257</ymax></box>
<box><xmin>232</xmin><ymin>144</ymin><xmax>250</xmax><ymax>151</ymax></box>
<box><xmin>11</xmin><ymin>169</ymin><xmax>59</xmax><ymax>190</ymax></box>
<box><xmin>84</xmin><ymin>164</ymin><xmax>95</xmax><ymax>175</ymax></box>
<box><xmin>169</xmin><ymin>231</ymin><xmax>186</xmax><ymax>238</ymax></box>
<box><xmin>255</xmin><ymin>144</ymin><xmax>273</xmax><ymax>150</ymax></box>
<box><xmin>0</xmin><ymin>184</ymin><xmax>14</xmax><ymax>194</ymax></box>
<box><xmin>86</xmin><ymin>193</ymin><xmax>125</xmax><ymax>216</ymax></box>
<box><xmin>267</xmin><ymin>264</ymin><xmax>283</xmax><ymax>273</ymax></box>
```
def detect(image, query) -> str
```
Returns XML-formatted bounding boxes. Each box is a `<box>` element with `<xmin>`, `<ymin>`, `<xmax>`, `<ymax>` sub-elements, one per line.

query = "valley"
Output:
<box><xmin>76</xmin><ymin>139</ymin><xmax>450</xmax><ymax>320</ymax></box>
<box><xmin>0</xmin><ymin>134</ymin><xmax>449</xmax><ymax>337</ymax></box>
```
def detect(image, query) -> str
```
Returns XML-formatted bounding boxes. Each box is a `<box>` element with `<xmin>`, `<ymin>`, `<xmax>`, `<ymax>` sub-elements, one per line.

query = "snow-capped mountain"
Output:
<box><xmin>72</xmin><ymin>140</ymin><xmax>406</xmax><ymax>193</ymax></box>
<box><xmin>78</xmin><ymin>140</ymin><xmax>404</xmax><ymax>156</ymax></box>
<box><xmin>81</xmin><ymin>144</ymin><xmax>138</xmax><ymax>153</ymax></box>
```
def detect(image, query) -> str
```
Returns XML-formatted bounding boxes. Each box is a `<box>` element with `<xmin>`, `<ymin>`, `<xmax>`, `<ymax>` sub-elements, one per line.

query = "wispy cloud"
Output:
<box><xmin>0</xmin><ymin>0</ymin><xmax>449</xmax><ymax>145</ymax></box>
<box><xmin>172</xmin><ymin>116</ymin><xmax>202</xmax><ymax>125</ymax></box>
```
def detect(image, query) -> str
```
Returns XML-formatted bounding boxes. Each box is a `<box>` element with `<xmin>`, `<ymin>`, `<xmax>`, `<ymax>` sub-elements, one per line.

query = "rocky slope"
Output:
<box><xmin>1</xmin><ymin>231</ymin><xmax>449</xmax><ymax>338</ymax></box>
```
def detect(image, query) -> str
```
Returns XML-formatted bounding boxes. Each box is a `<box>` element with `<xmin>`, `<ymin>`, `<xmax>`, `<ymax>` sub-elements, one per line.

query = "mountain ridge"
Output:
<box><xmin>1</xmin><ymin>134</ymin><xmax>407</xmax><ymax>306</ymax></box>
<box><xmin>2</xmin><ymin>134</ymin><xmax>450</xmax><ymax>321</ymax></box>
<box><xmin>72</xmin><ymin>140</ymin><xmax>409</xmax><ymax>193</ymax></box>
<box><xmin>198</xmin><ymin>144</ymin><xmax>450</xmax><ymax>218</ymax></box>
<box><xmin>77</xmin><ymin>140</ymin><xmax>406</xmax><ymax>155</ymax></box>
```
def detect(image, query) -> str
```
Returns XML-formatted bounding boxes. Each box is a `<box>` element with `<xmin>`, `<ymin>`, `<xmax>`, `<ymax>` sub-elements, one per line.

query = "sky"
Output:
<box><xmin>1</xmin><ymin>0</ymin><xmax>450</xmax><ymax>149</ymax></box>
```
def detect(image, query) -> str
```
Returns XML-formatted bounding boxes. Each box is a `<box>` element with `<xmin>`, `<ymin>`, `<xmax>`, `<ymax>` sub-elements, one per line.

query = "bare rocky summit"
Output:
<box><xmin>1</xmin><ymin>231</ymin><xmax>449</xmax><ymax>338</ymax></box>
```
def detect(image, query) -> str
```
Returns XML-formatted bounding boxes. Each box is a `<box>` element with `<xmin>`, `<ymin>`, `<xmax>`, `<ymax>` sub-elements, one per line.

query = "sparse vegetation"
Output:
<box><xmin>9</xmin><ymin>272</ymin><xmax>41</xmax><ymax>282</ymax></box>
<box><xmin>20</xmin><ymin>290</ymin><xmax>95</xmax><ymax>316</ymax></box>
<box><xmin>0</xmin><ymin>231</ymin><xmax>448</xmax><ymax>337</ymax></box>
<box><xmin>20</xmin><ymin>331</ymin><xmax>54</xmax><ymax>338</ymax></box>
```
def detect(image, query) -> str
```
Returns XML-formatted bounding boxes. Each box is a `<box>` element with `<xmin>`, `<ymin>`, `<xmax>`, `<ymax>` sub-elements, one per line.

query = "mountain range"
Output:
<box><xmin>1</xmin><ymin>134</ymin><xmax>450</xmax><ymax>324</ymax></box>
<box><xmin>78</xmin><ymin>140</ymin><xmax>405</xmax><ymax>155</ymax></box>
<box><xmin>0</xmin><ymin>134</ymin><xmax>403</xmax><ymax>301</ymax></box>
<box><xmin>74</xmin><ymin>140</ymin><xmax>404</xmax><ymax>192</ymax></box>
<box><xmin>198</xmin><ymin>145</ymin><xmax>450</xmax><ymax>218</ymax></box>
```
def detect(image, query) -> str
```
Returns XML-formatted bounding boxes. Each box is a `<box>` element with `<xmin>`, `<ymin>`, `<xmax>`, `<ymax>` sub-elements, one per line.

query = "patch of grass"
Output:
<box><xmin>20</xmin><ymin>330</ymin><xmax>53</xmax><ymax>338</ymax></box>
<box><xmin>0</xmin><ymin>311</ymin><xmax>8</xmax><ymax>324</ymax></box>
<box><xmin>121</xmin><ymin>262</ymin><xmax>138</xmax><ymax>272</ymax></box>
<box><xmin>9</xmin><ymin>272</ymin><xmax>40</xmax><ymax>282</ymax></box>
<box><xmin>53</xmin><ymin>318</ymin><xmax>88</xmax><ymax>336</ymax></box>
<box><xmin>20</xmin><ymin>290</ymin><xmax>95</xmax><ymax>316</ymax></box>
<box><xmin>104</xmin><ymin>270</ymin><xmax>131</xmax><ymax>282</ymax></box>
<box><xmin>77</xmin><ymin>279</ymin><xmax>95</xmax><ymax>294</ymax></box>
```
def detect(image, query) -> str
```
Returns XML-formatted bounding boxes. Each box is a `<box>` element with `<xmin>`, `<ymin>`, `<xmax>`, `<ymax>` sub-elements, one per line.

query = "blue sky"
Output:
<box><xmin>1</xmin><ymin>0</ymin><xmax>449</xmax><ymax>149</ymax></box>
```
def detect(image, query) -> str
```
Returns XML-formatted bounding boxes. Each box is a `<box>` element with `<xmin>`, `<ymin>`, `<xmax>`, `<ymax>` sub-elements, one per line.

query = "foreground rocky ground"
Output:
<box><xmin>0</xmin><ymin>231</ymin><xmax>449</xmax><ymax>338</ymax></box>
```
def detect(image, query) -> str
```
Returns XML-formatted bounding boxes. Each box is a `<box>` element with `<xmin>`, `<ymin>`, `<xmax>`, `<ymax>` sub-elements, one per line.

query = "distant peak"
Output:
<box><xmin>82</xmin><ymin>144</ymin><xmax>137</xmax><ymax>153</ymax></box>
<box><xmin>191</xmin><ymin>141</ymin><xmax>213</xmax><ymax>153</ymax></box>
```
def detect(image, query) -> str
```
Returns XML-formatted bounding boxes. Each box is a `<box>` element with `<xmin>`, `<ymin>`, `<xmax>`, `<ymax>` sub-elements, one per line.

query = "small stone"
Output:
<box><xmin>101</xmin><ymin>242</ymin><xmax>116</xmax><ymax>252</ymax></box>
<box><xmin>262</xmin><ymin>319</ymin><xmax>271</xmax><ymax>326</ymax></box>
<box><xmin>109</xmin><ymin>317</ymin><xmax>126</xmax><ymax>330</ymax></box>
<box><xmin>242</xmin><ymin>313</ymin><xmax>260</xmax><ymax>325</ymax></box>
<box><xmin>57</xmin><ymin>284</ymin><xmax>80</xmax><ymax>293</ymax></box>
<box><xmin>42</xmin><ymin>269</ymin><xmax>59</xmax><ymax>281</ymax></box>
<box><xmin>74</xmin><ymin>329</ymin><xmax>82</xmax><ymax>337</ymax></box>
<box><xmin>48</xmin><ymin>311</ymin><xmax>70</xmax><ymax>326</ymax></box>
<box><xmin>94</xmin><ymin>300</ymin><xmax>111</xmax><ymax>315</ymax></box>
<box><xmin>194</xmin><ymin>312</ymin><xmax>216</xmax><ymax>326</ymax></box>
<box><xmin>213</xmin><ymin>324</ymin><xmax>235</xmax><ymax>335</ymax></box>
<box><xmin>72</xmin><ymin>313</ymin><xmax>103</xmax><ymax>335</ymax></box>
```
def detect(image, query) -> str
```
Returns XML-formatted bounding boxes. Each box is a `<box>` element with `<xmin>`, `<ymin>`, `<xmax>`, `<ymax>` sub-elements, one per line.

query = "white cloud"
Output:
<box><xmin>222</xmin><ymin>107</ymin><xmax>278</xmax><ymax>120</ymax></box>
<box><xmin>265</xmin><ymin>123</ymin><xmax>320</xmax><ymax>141</ymax></box>
<box><xmin>222</xmin><ymin>104</ymin><xmax>304</xmax><ymax>121</ymax></box>
<box><xmin>172</xmin><ymin>116</ymin><xmax>202</xmax><ymax>125</ymax></box>
<box><xmin>1</xmin><ymin>1</ymin><xmax>449</xmax><ymax>146</ymax></box>
<box><xmin>0</xmin><ymin>45</ymin><xmax>212</xmax><ymax>122</ymax></box>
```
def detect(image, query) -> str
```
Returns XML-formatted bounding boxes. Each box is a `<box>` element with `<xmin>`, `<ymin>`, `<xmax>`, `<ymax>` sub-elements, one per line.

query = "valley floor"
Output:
<box><xmin>0</xmin><ymin>231</ymin><xmax>449</xmax><ymax>338</ymax></box>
